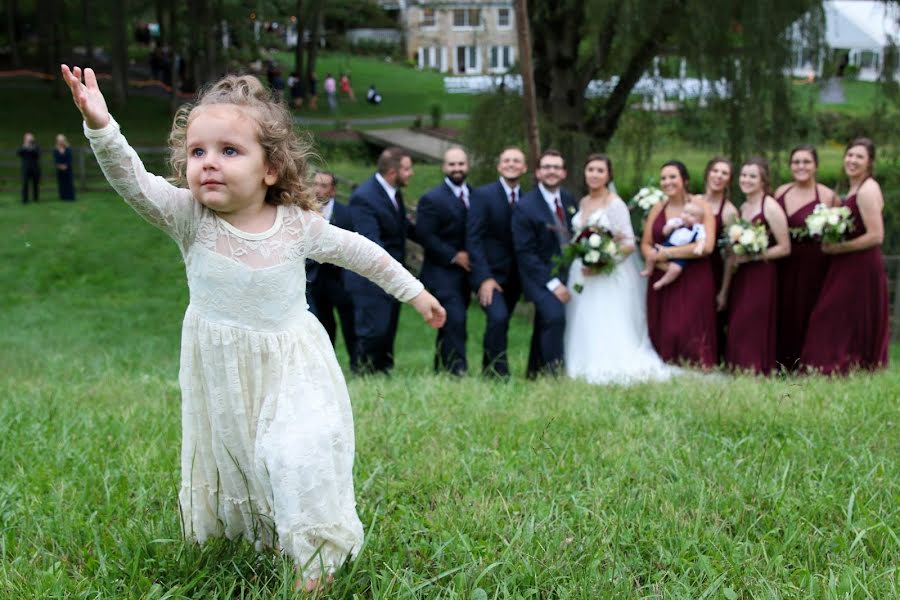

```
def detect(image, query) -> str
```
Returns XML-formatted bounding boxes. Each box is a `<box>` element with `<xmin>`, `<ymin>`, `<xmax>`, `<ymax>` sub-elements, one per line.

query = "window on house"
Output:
<box><xmin>456</xmin><ymin>45</ymin><xmax>480</xmax><ymax>73</ymax></box>
<box><xmin>453</xmin><ymin>8</ymin><xmax>481</xmax><ymax>28</ymax></box>
<box><xmin>497</xmin><ymin>8</ymin><xmax>511</xmax><ymax>28</ymax></box>
<box><xmin>422</xmin><ymin>8</ymin><xmax>436</xmax><ymax>28</ymax></box>
<box><xmin>490</xmin><ymin>45</ymin><xmax>514</xmax><ymax>71</ymax></box>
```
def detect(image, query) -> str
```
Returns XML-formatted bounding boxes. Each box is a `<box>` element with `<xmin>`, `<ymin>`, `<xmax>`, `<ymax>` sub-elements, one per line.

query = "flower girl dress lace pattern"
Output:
<box><xmin>86</xmin><ymin>118</ymin><xmax>423</xmax><ymax>577</ymax></box>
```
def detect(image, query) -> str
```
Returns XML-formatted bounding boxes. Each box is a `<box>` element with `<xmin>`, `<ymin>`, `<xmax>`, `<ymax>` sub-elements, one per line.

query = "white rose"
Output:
<box><xmin>728</xmin><ymin>224</ymin><xmax>743</xmax><ymax>242</ymax></box>
<box><xmin>639</xmin><ymin>187</ymin><xmax>649</xmax><ymax>197</ymax></box>
<box><xmin>588</xmin><ymin>233</ymin><xmax>602</xmax><ymax>248</ymax></box>
<box><xmin>807</xmin><ymin>216</ymin><xmax>824</xmax><ymax>236</ymax></box>
<box><xmin>604</xmin><ymin>240</ymin><xmax>617</xmax><ymax>255</ymax></box>
<box><xmin>827</xmin><ymin>214</ymin><xmax>840</xmax><ymax>226</ymax></box>
<box><xmin>585</xmin><ymin>250</ymin><xmax>601</xmax><ymax>264</ymax></box>
<box><xmin>739</xmin><ymin>230</ymin><xmax>755</xmax><ymax>246</ymax></box>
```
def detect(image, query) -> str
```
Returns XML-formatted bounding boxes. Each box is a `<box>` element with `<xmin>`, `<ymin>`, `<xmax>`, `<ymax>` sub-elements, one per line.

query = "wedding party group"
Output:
<box><xmin>310</xmin><ymin>139</ymin><xmax>890</xmax><ymax>385</ymax></box>
<box><xmin>61</xmin><ymin>62</ymin><xmax>888</xmax><ymax>590</ymax></box>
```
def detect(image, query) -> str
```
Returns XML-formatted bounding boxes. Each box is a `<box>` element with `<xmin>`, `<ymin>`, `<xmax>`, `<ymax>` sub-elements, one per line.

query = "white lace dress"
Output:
<box><xmin>564</xmin><ymin>198</ymin><xmax>676</xmax><ymax>385</ymax></box>
<box><xmin>85</xmin><ymin>118</ymin><xmax>424</xmax><ymax>577</ymax></box>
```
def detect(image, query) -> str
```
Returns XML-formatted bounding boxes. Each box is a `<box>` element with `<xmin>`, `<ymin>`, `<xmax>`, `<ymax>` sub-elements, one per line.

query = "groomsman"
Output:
<box><xmin>346</xmin><ymin>147</ymin><xmax>417</xmax><ymax>374</ymax></box>
<box><xmin>306</xmin><ymin>171</ymin><xmax>357</xmax><ymax>370</ymax></box>
<box><xmin>416</xmin><ymin>147</ymin><xmax>472</xmax><ymax>375</ymax></box>
<box><xmin>511</xmin><ymin>149</ymin><xmax>576</xmax><ymax>377</ymax></box>
<box><xmin>466</xmin><ymin>147</ymin><xmax>527</xmax><ymax>377</ymax></box>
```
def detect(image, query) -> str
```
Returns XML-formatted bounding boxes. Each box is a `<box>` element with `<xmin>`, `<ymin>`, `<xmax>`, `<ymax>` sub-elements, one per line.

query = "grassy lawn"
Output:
<box><xmin>274</xmin><ymin>51</ymin><xmax>479</xmax><ymax>118</ymax></box>
<box><xmin>1</xmin><ymin>193</ymin><xmax>898</xmax><ymax>598</ymax></box>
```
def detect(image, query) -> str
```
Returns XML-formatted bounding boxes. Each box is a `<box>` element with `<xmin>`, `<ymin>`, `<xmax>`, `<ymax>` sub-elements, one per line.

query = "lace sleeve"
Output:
<box><xmin>303</xmin><ymin>212</ymin><xmax>424</xmax><ymax>302</ymax></box>
<box><xmin>608</xmin><ymin>197</ymin><xmax>636</xmax><ymax>244</ymax></box>
<box><xmin>84</xmin><ymin>116</ymin><xmax>199</xmax><ymax>249</ymax></box>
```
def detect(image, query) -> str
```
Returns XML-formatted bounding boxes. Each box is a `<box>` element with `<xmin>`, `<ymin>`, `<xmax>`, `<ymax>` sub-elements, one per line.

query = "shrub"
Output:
<box><xmin>429</xmin><ymin>103</ymin><xmax>443</xmax><ymax>129</ymax></box>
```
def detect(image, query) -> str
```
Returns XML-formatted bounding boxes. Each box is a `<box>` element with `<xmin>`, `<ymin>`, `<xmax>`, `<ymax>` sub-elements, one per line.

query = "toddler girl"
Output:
<box><xmin>60</xmin><ymin>64</ymin><xmax>446</xmax><ymax>592</ymax></box>
<box><xmin>641</xmin><ymin>202</ymin><xmax>706</xmax><ymax>289</ymax></box>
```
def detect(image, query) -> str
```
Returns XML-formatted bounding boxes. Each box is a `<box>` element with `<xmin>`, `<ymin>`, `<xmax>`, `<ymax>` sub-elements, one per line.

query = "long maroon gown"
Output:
<box><xmin>724</xmin><ymin>201</ymin><xmax>778</xmax><ymax>374</ymax></box>
<box><xmin>800</xmin><ymin>184</ymin><xmax>890</xmax><ymax>374</ymax></box>
<box><xmin>710</xmin><ymin>199</ymin><xmax>727</xmax><ymax>362</ymax></box>
<box><xmin>775</xmin><ymin>186</ymin><xmax>831</xmax><ymax>370</ymax></box>
<box><xmin>647</xmin><ymin>204</ymin><xmax>718</xmax><ymax>367</ymax></box>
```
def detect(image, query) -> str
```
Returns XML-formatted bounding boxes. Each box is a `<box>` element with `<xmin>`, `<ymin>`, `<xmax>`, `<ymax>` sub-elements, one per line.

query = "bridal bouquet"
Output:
<box><xmin>720</xmin><ymin>219</ymin><xmax>769</xmax><ymax>257</ymax></box>
<box><xmin>629</xmin><ymin>185</ymin><xmax>666</xmax><ymax>217</ymax></box>
<box><xmin>554</xmin><ymin>218</ymin><xmax>621</xmax><ymax>292</ymax></box>
<box><xmin>802</xmin><ymin>203</ymin><xmax>854</xmax><ymax>244</ymax></box>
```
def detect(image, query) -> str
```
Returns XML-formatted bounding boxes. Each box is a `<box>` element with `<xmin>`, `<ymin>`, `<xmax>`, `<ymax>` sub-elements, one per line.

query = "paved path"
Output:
<box><xmin>294</xmin><ymin>113</ymin><xmax>469</xmax><ymax>126</ymax></box>
<box><xmin>357</xmin><ymin>128</ymin><xmax>465</xmax><ymax>163</ymax></box>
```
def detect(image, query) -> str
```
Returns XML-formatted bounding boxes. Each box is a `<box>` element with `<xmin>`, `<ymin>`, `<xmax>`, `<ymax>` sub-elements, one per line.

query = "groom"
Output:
<box><xmin>511</xmin><ymin>149</ymin><xmax>576</xmax><ymax>377</ymax></box>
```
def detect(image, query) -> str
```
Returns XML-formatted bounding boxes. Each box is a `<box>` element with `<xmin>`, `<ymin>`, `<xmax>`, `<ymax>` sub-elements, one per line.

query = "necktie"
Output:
<box><xmin>393</xmin><ymin>189</ymin><xmax>403</xmax><ymax>213</ymax></box>
<box><xmin>510</xmin><ymin>190</ymin><xmax>516</xmax><ymax>205</ymax></box>
<box><xmin>554</xmin><ymin>196</ymin><xmax>566</xmax><ymax>225</ymax></box>
<box><xmin>459</xmin><ymin>190</ymin><xmax>468</xmax><ymax>209</ymax></box>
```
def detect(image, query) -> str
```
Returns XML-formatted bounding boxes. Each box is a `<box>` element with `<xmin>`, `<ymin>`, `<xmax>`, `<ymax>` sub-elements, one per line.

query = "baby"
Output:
<box><xmin>641</xmin><ymin>202</ymin><xmax>706</xmax><ymax>290</ymax></box>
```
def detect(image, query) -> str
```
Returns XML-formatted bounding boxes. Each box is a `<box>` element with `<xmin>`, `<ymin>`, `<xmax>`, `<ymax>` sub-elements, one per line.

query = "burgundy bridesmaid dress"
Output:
<box><xmin>724</xmin><ymin>201</ymin><xmax>778</xmax><ymax>374</ymax></box>
<box><xmin>647</xmin><ymin>204</ymin><xmax>718</xmax><ymax>367</ymax></box>
<box><xmin>800</xmin><ymin>184</ymin><xmax>890</xmax><ymax>374</ymax></box>
<box><xmin>710</xmin><ymin>200</ymin><xmax>727</xmax><ymax>361</ymax></box>
<box><xmin>775</xmin><ymin>187</ymin><xmax>831</xmax><ymax>370</ymax></box>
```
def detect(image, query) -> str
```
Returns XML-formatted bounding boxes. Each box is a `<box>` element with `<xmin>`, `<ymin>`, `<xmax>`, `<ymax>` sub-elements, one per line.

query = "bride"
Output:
<box><xmin>564</xmin><ymin>154</ymin><xmax>675</xmax><ymax>385</ymax></box>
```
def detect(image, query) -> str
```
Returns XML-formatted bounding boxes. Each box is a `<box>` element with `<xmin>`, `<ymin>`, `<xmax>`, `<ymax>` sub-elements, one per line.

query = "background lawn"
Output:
<box><xmin>0</xmin><ymin>193</ymin><xmax>897</xmax><ymax>598</ymax></box>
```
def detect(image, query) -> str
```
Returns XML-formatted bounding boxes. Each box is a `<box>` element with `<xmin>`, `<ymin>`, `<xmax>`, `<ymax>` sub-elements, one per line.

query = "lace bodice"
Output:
<box><xmin>85</xmin><ymin>117</ymin><xmax>423</xmax><ymax>329</ymax></box>
<box><xmin>572</xmin><ymin>197</ymin><xmax>636</xmax><ymax>244</ymax></box>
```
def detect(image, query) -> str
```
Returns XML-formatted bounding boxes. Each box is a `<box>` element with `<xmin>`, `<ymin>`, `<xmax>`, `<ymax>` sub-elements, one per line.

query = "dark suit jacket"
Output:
<box><xmin>415</xmin><ymin>181</ymin><xmax>469</xmax><ymax>294</ymax></box>
<box><xmin>511</xmin><ymin>187</ymin><xmax>576</xmax><ymax>303</ymax></box>
<box><xmin>345</xmin><ymin>174</ymin><xmax>415</xmax><ymax>297</ymax></box>
<box><xmin>467</xmin><ymin>180</ymin><xmax>518</xmax><ymax>290</ymax></box>
<box><xmin>307</xmin><ymin>199</ymin><xmax>353</xmax><ymax>284</ymax></box>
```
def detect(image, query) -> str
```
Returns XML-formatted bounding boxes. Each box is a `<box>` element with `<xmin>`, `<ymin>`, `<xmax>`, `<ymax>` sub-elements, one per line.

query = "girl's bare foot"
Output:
<box><xmin>294</xmin><ymin>574</ymin><xmax>334</xmax><ymax>594</ymax></box>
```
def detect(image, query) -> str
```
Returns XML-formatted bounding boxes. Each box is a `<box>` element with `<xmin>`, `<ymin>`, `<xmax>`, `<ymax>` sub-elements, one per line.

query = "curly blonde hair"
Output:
<box><xmin>168</xmin><ymin>74</ymin><xmax>318</xmax><ymax>209</ymax></box>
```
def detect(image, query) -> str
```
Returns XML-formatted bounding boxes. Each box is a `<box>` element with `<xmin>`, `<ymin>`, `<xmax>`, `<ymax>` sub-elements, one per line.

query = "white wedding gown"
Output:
<box><xmin>564</xmin><ymin>198</ymin><xmax>676</xmax><ymax>385</ymax></box>
<box><xmin>86</xmin><ymin>118</ymin><xmax>424</xmax><ymax>578</ymax></box>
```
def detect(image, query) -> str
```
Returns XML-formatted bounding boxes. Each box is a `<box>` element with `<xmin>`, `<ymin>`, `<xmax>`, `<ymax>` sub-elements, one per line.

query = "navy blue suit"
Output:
<box><xmin>416</xmin><ymin>181</ymin><xmax>471</xmax><ymax>374</ymax></box>
<box><xmin>306</xmin><ymin>199</ymin><xmax>357</xmax><ymax>370</ymax></box>
<box><xmin>466</xmin><ymin>180</ymin><xmax>522</xmax><ymax>376</ymax></box>
<box><xmin>346</xmin><ymin>175</ymin><xmax>417</xmax><ymax>374</ymax></box>
<box><xmin>511</xmin><ymin>186</ymin><xmax>576</xmax><ymax>377</ymax></box>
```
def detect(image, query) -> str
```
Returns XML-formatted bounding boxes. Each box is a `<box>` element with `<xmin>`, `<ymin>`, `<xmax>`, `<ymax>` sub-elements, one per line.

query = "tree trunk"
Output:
<box><xmin>110</xmin><ymin>0</ymin><xmax>129</xmax><ymax>109</ymax></box>
<box><xmin>304</xmin><ymin>0</ymin><xmax>324</xmax><ymax>98</ymax></box>
<box><xmin>6</xmin><ymin>0</ymin><xmax>21</xmax><ymax>68</ymax></box>
<box><xmin>82</xmin><ymin>0</ymin><xmax>95</xmax><ymax>67</ymax></box>
<box><xmin>294</xmin><ymin>0</ymin><xmax>305</xmax><ymax>82</ymax></box>
<box><xmin>514</xmin><ymin>0</ymin><xmax>540</xmax><ymax>169</ymax></box>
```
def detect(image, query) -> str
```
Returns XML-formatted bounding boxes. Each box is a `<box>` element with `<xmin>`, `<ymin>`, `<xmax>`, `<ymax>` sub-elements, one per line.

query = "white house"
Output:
<box><xmin>791</xmin><ymin>0</ymin><xmax>900</xmax><ymax>82</ymax></box>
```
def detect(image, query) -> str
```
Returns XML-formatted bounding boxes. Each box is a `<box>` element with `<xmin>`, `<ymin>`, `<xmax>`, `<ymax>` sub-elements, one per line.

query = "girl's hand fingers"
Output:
<box><xmin>84</xmin><ymin>67</ymin><xmax>99</xmax><ymax>91</ymax></box>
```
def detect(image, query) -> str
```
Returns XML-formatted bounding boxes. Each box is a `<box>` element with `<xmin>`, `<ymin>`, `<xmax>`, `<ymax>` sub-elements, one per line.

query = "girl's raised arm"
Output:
<box><xmin>61</xmin><ymin>65</ymin><xmax>198</xmax><ymax>248</ymax></box>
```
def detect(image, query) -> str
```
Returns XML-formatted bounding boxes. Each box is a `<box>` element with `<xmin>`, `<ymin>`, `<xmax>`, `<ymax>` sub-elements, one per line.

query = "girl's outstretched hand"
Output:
<box><xmin>409</xmin><ymin>290</ymin><xmax>447</xmax><ymax>329</ymax></box>
<box><xmin>60</xmin><ymin>65</ymin><xmax>110</xmax><ymax>130</ymax></box>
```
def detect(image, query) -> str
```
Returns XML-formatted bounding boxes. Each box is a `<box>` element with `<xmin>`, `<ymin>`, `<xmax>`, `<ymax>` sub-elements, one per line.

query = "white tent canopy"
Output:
<box><xmin>824</xmin><ymin>1</ymin><xmax>899</xmax><ymax>50</ymax></box>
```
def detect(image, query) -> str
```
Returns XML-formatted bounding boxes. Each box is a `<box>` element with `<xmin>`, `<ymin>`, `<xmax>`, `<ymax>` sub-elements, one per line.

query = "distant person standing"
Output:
<box><xmin>306</xmin><ymin>172</ymin><xmax>357</xmax><ymax>370</ymax></box>
<box><xmin>339</xmin><ymin>73</ymin><xmax>355</xmax><ymax>102</ymax></box>
<box><xmin>53</xmin><ymin>134</ymin><xmax>76</xmax><ymax>201</ymax></box>
<box><xmin>17</xmin><ymin>132</ymin><xmax>41</xmax><ymax>203</ymax></box>
<box><xmin>324</xmin><ymin>73</ymin><xmax>337</xmax><ymax>112</ymax></box>
<box><xmin>287</xmin><ymin>71</ymin><xmax>305</xmax><ymax>109</ymax></box>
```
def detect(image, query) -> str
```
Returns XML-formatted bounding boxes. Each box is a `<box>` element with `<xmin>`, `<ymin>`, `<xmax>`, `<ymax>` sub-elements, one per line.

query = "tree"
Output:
<box><xmin>526</xmin><ymin>0</ymin><xmax>821</xmax><ymax>169</ymax></box>
<box><xmin>5</xmin><ymin>0</ymin><xmax>21</xmax><ymax>68</ymax></box>
<box><xmin>110</xmin><ymin>0</ymin><xmax>129</xmax><ymax>108</ymax></box>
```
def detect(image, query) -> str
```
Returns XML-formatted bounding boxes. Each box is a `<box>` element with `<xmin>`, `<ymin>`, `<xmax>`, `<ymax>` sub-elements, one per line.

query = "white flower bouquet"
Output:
<box><xmin>721</xmin><ymin>219</ymin><xmax>769</xmax><ymax>257</ymax></box>
<box><xmin>803</xmin><ymin>203</ymin><xmax>854</xmax><ymax>244</ymax></box>
<box><xmin>629</xmin><ymin>185</ymin><xmax>665</xmax><ymax>217</ymax></box>
<box><xmin>554</xmin><ymin>214</ymin><xmax>621</xmax><ymax>291</ymax></box>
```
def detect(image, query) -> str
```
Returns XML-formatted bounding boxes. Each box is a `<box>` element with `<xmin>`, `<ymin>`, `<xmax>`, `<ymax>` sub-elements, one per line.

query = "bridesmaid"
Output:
<box><xmin>53</xmin><ymin>134</ymin><xmax>76</xmax><ymax>201</ymax></box>
<box><xmin>717</xmin><ymin>158</ymin><xmax>790</xmax><ymax>375</ymax></box>
<box><xmin>642</xmin><ymin>160</ymin><xmax>718</xmax><ymax>367</ymax></box>
<box><xmin>800</xmin><ymin>138</ymin><xmax>890</xmax><ymax>374</ymax></box>
<box><xmin>773</xmin><ymin>145</ymin><xmax>836</xmax><ymax>370</ymax></box>
<box><xmin>697</xmin><ymin>157</ymin><xmax>738</xmax><ymax>360</ymax></box>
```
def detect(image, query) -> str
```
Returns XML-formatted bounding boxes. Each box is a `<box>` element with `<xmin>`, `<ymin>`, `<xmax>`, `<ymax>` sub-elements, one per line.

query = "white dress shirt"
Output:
<box><xmin>538</xmin><ymin>183</ymin><xmax>565</xmax><ymax>292</ymax></box>
<box><xmin>499</xmin><ymin>178</ymin><xmax>520</xmax><ymax>205</ymax></box>
<box><xmin>374</xmin><ymin>172</ymin><xmax>398</xmax><ymax>210</ymax></box>
<box><xmin>444</xmin><ymin>177</ymin><xmax>470</xmax><ymax>208</ymax></box>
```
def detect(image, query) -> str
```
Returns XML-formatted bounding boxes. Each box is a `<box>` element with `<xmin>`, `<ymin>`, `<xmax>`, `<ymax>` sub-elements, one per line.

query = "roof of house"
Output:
<box><xmin>824</xmin><ymin>1</ymin><xmax>900</xmax><ymax>50</ymax></box>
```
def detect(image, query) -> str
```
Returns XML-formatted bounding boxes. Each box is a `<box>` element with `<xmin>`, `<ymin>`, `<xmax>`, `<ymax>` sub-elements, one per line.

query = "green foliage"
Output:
<box><xmin>0</xmin><ymin>194</ymin><xmax>898</xmax><ymax>597</ymax></box>
<box><xmin>462</xmin><ymin>92</ymin><xmax>527</xmax><ymax>184</ymax></box>
<box><xmin>429</xmin><ymin>102</ymin><xmax>443</xmax><ymax>129</ymax></box>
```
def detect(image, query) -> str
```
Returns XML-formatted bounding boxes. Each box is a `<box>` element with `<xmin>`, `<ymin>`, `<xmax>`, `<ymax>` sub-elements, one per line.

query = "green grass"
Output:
<box><xmin>1</xmin><ymin>193</ymin><xmax>897</xmax><ymax>598</ymax></box>
<box><xmin>274</xmin><ymin>51</ymin><xmax>479</xmax><ymax>118</ymax></box>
